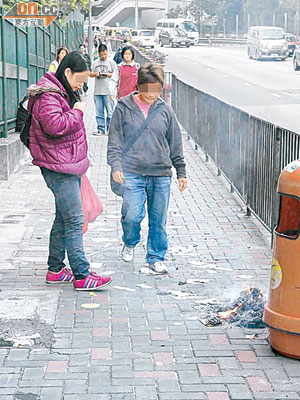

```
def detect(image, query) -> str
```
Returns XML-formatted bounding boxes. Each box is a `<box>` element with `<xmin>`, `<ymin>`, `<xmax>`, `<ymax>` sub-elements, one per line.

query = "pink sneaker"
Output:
<box><xmin>73</xmin><ymin>271</ymin><xmax>112</xmax><ymax>291</ymax></box>
<box><xmin>46</xmin><ymin>267</ymin><xmax>74</xmax><ymax>284</ymax></box>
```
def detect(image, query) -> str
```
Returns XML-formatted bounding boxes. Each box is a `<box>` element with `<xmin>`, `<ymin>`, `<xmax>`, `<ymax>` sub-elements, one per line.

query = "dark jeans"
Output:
<box><xmin>121</xmin><ymin>172</ymin><xmax>171</xmax><ymax>264</ymax></box>
<box><xmin>41</xmin><ymin>168</ymin><xmax>90</xmax><ymax>279</ymax></box>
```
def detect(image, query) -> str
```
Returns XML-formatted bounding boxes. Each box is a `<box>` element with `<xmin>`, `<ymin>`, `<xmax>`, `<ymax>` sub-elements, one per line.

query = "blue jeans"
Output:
<box><xmin>121</xmin><ymin>172</ymin><xmax>171</xmax><ymax>264</ymax></box>
<box><xmin>94</xmin><ymin>94</ymin><xmax>114</xmax><ymax>133</ymax></box>
<box><xmin>41</xmin><ymin>168</ymin><xmax>90</xmax><ymax>279</ymax></box>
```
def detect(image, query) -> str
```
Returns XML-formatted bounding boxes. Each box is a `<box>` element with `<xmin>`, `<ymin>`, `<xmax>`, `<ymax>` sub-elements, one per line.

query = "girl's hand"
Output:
<box><xmin>178</xmin><ymin>178</ymin><xmax>187</xmax><ymax>192</ymax></box>
<box><xmin>112</xmin><ymin>171</ymin><xmax>124</xmax><ymax>184</ymax></box>
<box><xmin>73</xmin><ymin>102</ymin><xmax>87</xmax><ymax>112</ymax></box>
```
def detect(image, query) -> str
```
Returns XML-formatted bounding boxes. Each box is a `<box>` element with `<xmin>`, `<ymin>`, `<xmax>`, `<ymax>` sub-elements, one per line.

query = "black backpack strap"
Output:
<box><xmin>123</xmin><ymin>104</ymin><xmax>165</xmax><ymax>153</ymax></box>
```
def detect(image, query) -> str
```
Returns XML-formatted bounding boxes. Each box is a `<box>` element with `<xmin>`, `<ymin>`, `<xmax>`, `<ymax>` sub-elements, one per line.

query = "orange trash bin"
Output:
<box><xmin>264</xmin><ymin>160</ymin><xmax>300</xmax><ymax>359</ymax></box>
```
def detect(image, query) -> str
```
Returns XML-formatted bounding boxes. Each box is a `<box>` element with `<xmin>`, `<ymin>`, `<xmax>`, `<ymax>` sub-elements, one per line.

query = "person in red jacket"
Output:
<box><xmin>116</xmin><ymin>46</ymin><xmax>140</xmax><ymax>99</ymax></box>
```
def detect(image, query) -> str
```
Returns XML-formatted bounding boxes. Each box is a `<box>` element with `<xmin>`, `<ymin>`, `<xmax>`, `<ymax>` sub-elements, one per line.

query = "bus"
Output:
<box><xmin>155</xmin><ymin>18</ymin><xmax>198</xmax><ymax>44</ymax></box>
<box><xmin>104</xmin><ymin>27</ymin><xmax>132</xmax><ymax>40</ymax></box>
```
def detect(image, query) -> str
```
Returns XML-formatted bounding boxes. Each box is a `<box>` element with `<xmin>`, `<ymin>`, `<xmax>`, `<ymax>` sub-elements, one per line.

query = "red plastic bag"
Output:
<box><xmin>81</xmin><ymin>174</ymin><xmax>103</xmax><ymax>234</ymax></box>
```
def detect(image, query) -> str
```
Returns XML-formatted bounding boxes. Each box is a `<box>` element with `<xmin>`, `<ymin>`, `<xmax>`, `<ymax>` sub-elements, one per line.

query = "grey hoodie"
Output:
<box><xmin>107</xmin><ymin>93</ymin><xmax>186</xmax><ymax>178</ymax></box>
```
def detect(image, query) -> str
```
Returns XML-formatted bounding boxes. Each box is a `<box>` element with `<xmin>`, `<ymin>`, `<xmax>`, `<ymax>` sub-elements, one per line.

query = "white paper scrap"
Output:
<box><xmin>186</xmin><ymin>278</ymin><xmax>210</xmax><ymax>284</ymax></box>
<box><xmin>113</xmin><ymin>286</ymin><xmax>136</xmax><ymax>292</ymax></box>
<box><xmin>136</xmin><ymin>283</ymin><xmax>152</xmax><ymax>289</ymax></box>
<box><xmin>194</xmin><ymin>298</ymin><xmax>220</xmax><ymax>305</ymax></box>
<box><xmin>139</xmin><ymin>267</ymin><xmax>161</xmax><ymax>275</ymax></box>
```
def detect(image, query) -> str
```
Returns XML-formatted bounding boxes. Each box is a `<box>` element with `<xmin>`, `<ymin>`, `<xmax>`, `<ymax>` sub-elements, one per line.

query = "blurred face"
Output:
<box><xmin>123</xmin><ymin>50</ymin><xmax>133</xmax><ymax>63</ymax></box>
<box><xmin>99</xmin><ymin>50</ymin><xmax>108</xmax><ymax>60</ymax></box>
<box><xmin>138</xmin><ymin>82</ymin><xmax>162</xmax><ymax>104</ymax></box>
<box><xmin>58</xmin><ymin>49</ymin><xmax>68</xmax><ymax>61</ymax></box>
<box><xmin>79</xmin><ymin>46</ymin><xmax>85</xmax><ymax>54</ymax></box>
<box><xmin>64</xmin><ymin>68</ymin><xmax>90</xmax><ymax>91</ymax></box>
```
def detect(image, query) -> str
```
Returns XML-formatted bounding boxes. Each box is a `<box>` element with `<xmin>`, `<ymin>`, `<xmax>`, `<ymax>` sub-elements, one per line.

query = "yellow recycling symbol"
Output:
<box><xmin>271</xmin><ymin>258</ymin><xmax>282</xmax><ymax>290</ymax></box>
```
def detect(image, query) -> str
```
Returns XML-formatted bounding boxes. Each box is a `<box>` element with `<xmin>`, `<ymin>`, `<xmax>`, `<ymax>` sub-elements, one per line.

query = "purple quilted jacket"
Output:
<box><xmin>28</xmin><ymin>72</ymin><xmax>89</xmax><ymax>175</ymax></box>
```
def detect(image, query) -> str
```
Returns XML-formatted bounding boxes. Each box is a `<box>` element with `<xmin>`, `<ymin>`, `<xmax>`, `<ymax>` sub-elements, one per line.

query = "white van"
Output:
<box><xmin>155</xmin><ymin>18</ymin><xmax>198</xmax><ymax>44</ymax></box>
<box><xmin>247</xmin><ymin>26</ymin><xmax>288</xmax><ymax>61</ymax></box>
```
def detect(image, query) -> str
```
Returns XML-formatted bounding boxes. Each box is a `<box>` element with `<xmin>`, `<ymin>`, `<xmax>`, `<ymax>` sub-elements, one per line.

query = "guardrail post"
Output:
<box><xmin>0</xmin><ymin>15</ymin><xmax>7</xmax><ymax>137</ymax></box>
<box><xmin>271</xmin><ymin>126</ymin><xmax>281</xmax><ymax>246</ymax></box>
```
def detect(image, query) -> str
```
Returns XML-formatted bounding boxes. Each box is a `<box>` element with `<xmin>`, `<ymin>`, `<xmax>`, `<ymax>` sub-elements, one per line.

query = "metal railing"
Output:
<box><xmin>0</xmin><ymin>16</ymin><xmax>83</xmax><ymax>138</ymax></box>
<box><xmin>171</xmin><ymin>75</ymin><xmax>300</xmax><ymax>232</ymax></box>
<box><xmin>198</xmin><ymin>38</ymin><xmax>247</xmax><ymax>46</ymax></box>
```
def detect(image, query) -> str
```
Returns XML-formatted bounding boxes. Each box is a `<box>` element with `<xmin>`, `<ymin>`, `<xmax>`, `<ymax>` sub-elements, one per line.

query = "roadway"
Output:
<box><xmin>163</xmin><ymin>45</ymin><xmax>300</xmax><ymax>133</ymax></box>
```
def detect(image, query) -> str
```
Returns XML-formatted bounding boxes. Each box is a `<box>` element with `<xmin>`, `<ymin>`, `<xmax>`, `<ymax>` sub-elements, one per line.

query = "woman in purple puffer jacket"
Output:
<box><xmin>28</xmin><ymin>51</ymin><xmax>112</xmax><ymax>291</ymax></box>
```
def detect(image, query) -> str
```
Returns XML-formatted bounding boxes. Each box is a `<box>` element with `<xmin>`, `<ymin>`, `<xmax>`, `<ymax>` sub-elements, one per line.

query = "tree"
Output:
<box><xmin>167</xmin><ymin>5</ymin><xmax>184</xmax><ymax>18</ymax></box>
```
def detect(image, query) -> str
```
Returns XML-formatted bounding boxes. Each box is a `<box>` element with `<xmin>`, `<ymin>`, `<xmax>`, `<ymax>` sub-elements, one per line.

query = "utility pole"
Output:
<box><xmin>197</xmin><ymin>0</ymin><xmax>202</xmax><ymax>38</ymax></box>
<box><xmin>88</xmin><ymin>0</ymin><xmax>93</xmax><ymax>59</ymax></box>
<box><xmin>135</xmin><ymin>0</ymin><xmax>138</xmax><ymax>29</ymax></box>
<box><xmin>284</xmin><ymin>12</ymin><xmax>287</xmax><ymax>32</ymax></box>
<box><xmin>236</xmin><ymin>14</ymin><xmax>238</xmax><ymax>38</ymax></box>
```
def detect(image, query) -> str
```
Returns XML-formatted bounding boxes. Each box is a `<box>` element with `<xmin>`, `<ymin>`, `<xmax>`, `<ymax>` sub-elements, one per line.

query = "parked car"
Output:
<box><xmin>286</xmin><ymin>33</ymin><xmax>299</xmax><ymax>56</ymax></box>
<box><xmin>137</xmin><ymin>30</ymin><xmax>156</xmax><ymax>48</ymax></box>
<box><xmin>159</xmin><ymin>29</ymin><xmax>191</xmax><ymax>48</ymax></box>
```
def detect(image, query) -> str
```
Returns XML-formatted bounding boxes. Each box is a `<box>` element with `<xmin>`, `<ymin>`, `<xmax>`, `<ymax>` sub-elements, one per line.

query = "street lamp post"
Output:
<box><xmin>88</xmin><ymin>0</ymin><xmax>93</xmax><ymax>59</ymax></box>
<box><xmin>284</xmin><ymin>12</ymin><xmax>287</xmax><ymax>32</ymax></box>
<box><xmin>135</xmin><ymin>0</ymin><xmax>138</xmax><ymax>29</ymax></box>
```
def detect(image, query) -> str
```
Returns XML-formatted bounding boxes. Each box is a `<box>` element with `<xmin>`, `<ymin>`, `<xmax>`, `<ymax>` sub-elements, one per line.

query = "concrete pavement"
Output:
<box><xmin>0</xmin><ymin>85</ymin><xmax>299</xmax><ymax>400</ymax></box>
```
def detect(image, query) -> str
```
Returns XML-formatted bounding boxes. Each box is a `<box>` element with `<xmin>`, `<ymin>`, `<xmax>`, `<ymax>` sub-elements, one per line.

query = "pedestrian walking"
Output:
<box><xmin>107</xmin><ymin>63</ymin><xmax>187</xmax><ymax>274</ymax></box>
<box><xmin>113</xmin><ymin>39</ymin><xmax>128</xmax><ymax>65</ymax></box>
<box><xmin>79</xmin><ymin>44</ymin><xmax>91</xmax><ymax>95</ymax></box>
<box><xmin>48</xmin><ymin>46</ymin><xmax>69</xmax><ymax>73</ymax></box>
<box><xmin>90</xmin><ymin>44</ymin><xmax>118</xmax><ymax>135</ymax></box>
<box><xmin>27</xmin><ymin>51</ymin><xmax>112</xmax><ymax>291</ymax></box>
<box><xmin>116</xmin><ymin>46</ymin><xmax>140</xmax><ymax>100</ymax></box>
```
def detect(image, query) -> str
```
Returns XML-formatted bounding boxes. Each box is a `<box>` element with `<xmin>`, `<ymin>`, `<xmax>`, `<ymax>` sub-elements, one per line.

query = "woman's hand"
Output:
<box><xmin>178</xmin><ymin>178</ymin><xmax>187</xmax><ymax>192</ymax></box>
<box><xmin>112</xmin><ymin>171</ymin><xmax>124</xmax><ymax>184</ymax></box>
<box><xmin>73</xmin><ymin>102</ymin><xmax>87</xmax><ymax>112</ymax></box>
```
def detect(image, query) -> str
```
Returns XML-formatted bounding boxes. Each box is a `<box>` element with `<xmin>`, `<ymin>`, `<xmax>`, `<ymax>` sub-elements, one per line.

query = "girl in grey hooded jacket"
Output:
<box><xmin>107</xmin><ymin>62</ymin><xmax>187</xmax><ymax>274</ymax></box>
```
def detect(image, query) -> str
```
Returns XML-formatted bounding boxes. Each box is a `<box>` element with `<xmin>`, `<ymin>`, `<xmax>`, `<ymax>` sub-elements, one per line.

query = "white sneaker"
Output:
<box><xmin>121</xmin><ymin>245</ymin><xmax>134</xmax><ymax>262</ymax></box>
<box><xmin>146</xmin><ymin>261</ymin><xmax>168</xmax><ymax>274</ymax></box>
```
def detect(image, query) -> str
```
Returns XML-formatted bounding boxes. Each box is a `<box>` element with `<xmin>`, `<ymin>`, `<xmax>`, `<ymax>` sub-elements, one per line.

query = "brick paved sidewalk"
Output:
<box><xmin>0</xmin><ymin>84</ymin><xmax>299</xmax><ymax>400</ymax></box>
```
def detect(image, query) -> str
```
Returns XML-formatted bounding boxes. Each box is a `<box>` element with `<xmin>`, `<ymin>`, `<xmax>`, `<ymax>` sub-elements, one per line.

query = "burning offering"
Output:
<box><xmin>198</xmin><ymin>287</ymin><xmax>266</xmax><ymax>328</ymax></box>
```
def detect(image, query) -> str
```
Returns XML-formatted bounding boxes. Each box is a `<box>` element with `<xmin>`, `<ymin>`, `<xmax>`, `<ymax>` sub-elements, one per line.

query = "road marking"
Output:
<box><xmin>223</xmin><ymin>74</ymin><xmax>229</xmax><ymax>77</ymax></box>
<box><xmin>244</xmin><ymin>83</ymin><xmax>251</xmax><ymax>86</ymax></box>
<box><xmin>272</xmin><ymin>93</ymin><xmax>281</xmax><ymax>98</ymax></box>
